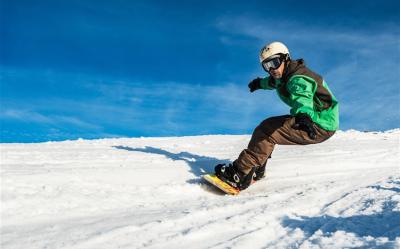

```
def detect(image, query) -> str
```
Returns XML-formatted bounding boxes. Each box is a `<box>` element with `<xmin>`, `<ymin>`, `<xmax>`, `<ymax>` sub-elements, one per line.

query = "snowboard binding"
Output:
<box><xmin>214</xmin><ymin>163</ymin><xmax>255</xmax><ymax>190</ymax></box>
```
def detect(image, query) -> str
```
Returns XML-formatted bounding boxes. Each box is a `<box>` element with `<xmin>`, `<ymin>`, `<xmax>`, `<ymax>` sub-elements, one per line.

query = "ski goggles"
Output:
<box><xmin>261</xmin><ymin>55</ymin><xmax>284</xmax><ymax>72</ymax></box>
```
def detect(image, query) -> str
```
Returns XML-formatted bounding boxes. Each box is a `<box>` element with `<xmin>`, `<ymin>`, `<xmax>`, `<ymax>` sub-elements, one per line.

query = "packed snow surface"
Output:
<box><xmin>1</xmin><ymin>130</ymin><xmax>400</xmax><ymax>249</ymax></box>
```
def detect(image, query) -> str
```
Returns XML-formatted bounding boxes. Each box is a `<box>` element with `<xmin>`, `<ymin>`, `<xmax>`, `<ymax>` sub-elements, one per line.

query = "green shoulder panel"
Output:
<box><xmin>286</xmin><ymin>75</ymin><xmax>339</xmax><ymax>131</ymax></box>
<box><xmin>286</xmin><ymin>76</ymin><xmax>317</xmax><ymax>118</ymax></box>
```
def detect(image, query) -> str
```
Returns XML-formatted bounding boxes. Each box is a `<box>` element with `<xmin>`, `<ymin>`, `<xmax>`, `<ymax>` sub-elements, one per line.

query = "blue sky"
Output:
<box><xmin>1</xmin><ymin>0</ymin><xmax>399</xmax><ymax>142</ymax></box>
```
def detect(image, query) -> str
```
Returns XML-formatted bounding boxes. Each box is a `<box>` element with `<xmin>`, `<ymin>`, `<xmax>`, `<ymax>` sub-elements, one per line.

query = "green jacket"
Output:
<box><xmin>260</xmin><ymin>59</ymin><xmax>339</xmax><ymax>131</ymax></box>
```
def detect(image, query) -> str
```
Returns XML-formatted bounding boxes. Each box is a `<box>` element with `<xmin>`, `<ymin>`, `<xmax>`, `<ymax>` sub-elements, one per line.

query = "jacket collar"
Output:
<box><xmin>282</xmin><ymin>59</ymin><xmax>305</xmax><ymax>83</ymax></box>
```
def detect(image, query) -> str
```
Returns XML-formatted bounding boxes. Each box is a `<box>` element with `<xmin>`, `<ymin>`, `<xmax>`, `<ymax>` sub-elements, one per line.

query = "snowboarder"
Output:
<box><xmin>215</xmin><ymin>41</ymin><xmax>339</xmax><ymax>191</ymax></box>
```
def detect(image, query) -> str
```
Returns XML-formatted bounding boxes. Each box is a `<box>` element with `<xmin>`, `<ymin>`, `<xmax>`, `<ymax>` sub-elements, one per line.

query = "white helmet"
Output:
<box><xmin>259</xmin><ymin>41</ymin><xmax>290</xmax><ymax>63</ymax></box>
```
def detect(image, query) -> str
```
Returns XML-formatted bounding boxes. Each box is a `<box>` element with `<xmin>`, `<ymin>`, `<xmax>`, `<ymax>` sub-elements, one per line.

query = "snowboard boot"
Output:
<box><xmin>253</xmin><ymin>163</ymin><xmax>266</xmax><ymax>181</ymax></box>
<box><xmin>214</xmin><ymin>162</ymin><xmax>255</xmax><ymax>190</ymax></box>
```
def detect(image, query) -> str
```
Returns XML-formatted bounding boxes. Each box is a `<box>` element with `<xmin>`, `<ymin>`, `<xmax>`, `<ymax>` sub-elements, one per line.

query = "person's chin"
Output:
<box><xmin>271</xmin><ymin>73</ymin><xmax>282</xmax><ymax>79</ymax></box>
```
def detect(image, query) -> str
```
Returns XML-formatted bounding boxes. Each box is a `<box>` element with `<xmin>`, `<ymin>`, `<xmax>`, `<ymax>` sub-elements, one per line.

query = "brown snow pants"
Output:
<box><xmin>235</xmin><ymin>115</ymin><xmax>335</xmax><ymax>174</ymax></box>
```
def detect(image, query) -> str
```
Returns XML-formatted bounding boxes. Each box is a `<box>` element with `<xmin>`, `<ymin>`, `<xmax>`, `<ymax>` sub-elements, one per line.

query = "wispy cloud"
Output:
<box><xmin>1</xmin><ymin>109</ymin><xmax>102</xmax><ymax>130</ymax></box>
<box><xmin>82</xmin><ymin>78</ymin><xmax>286</xmax><ymax>133</ymax></box>
<box><xmin>215</xmin><ymin>14</ymin><xmax>399</xmax><ymax>46</ymax></box>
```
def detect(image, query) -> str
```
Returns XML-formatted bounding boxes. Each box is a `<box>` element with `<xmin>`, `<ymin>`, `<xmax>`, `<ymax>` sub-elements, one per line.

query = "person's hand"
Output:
<box><xmin>292</xmin><ymin>114</ymin><xmax>317</xmax><ymax>140</ymax></box>
<box><xmin>248</xmin><ymin>78</ymin><xmax>262</xmax><ymax>92</ymax></box>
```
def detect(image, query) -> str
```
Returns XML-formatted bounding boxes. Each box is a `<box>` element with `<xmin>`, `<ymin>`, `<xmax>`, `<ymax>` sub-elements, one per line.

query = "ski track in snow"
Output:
<box><xmin>1</xmin><ymin>130</ymin><xmax>399</xmax><ymax>249</ymax></box>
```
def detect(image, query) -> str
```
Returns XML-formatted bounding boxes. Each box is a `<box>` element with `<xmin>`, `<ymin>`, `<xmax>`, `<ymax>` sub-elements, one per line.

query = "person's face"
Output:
<box><xmin>261</xmin><ymin>55</ymin><xmax>286</xmax><ymax>79</ymax></box>
<box><xmin>268</xmin><ymin>61</ymin><xmax>285</xmax><ymax>79</ymax></box>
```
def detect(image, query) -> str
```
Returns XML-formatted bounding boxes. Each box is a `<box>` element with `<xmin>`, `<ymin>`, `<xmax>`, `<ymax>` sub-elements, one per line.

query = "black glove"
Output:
<box><xmin>292</xmin><ymin>113</ymin><xmax>317</xmax><ymax>140</ymax></box>
<box><xmin>248</xmin><ymin>77</ymin><xmax>262</xmax><ymax>92</ymax></box>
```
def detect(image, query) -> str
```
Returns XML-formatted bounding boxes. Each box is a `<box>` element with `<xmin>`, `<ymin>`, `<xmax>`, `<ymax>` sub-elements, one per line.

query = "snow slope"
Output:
<box><xmin>1</xmin><ymin>130</ymin><xmax>399</xmax><ymax>249</ymax></box>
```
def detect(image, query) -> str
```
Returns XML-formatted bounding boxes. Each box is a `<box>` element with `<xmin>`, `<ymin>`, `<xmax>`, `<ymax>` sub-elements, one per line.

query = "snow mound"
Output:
<box><xmin>1</xmin><ymin>131</ymin><xmax>399</xmax><ymax>248</ymax></box>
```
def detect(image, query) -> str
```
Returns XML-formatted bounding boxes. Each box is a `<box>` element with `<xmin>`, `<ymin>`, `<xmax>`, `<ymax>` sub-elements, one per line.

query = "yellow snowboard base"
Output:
<box><xmin>203</xmin><ymin>174</ymin><xmax>240</xmax><ymax>195</ymax></box>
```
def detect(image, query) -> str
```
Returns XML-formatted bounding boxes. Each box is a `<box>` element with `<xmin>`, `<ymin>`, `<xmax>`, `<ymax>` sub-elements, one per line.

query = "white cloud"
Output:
<box><xmin>81</xmin><ymin>79</ymin><xmax>287</xmax><ymax>132</ymax></box>
<box><xmin>0</xmin><ymin>109</ymin><xmax>102</xmax><ymax>130</ymax></box>
<box><xmin>216</xmin><ymin>14</ymin><xmax>399</xmax><ymax>47</ymax></box>
<box><xmin>2</xmin><ymin>109</ymin><xmax>53</xmax><ymax>123</ymax></box>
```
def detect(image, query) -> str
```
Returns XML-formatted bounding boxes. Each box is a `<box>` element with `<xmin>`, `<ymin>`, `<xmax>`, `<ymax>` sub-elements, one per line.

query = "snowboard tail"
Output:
<box><xmin>203</xmin><ymin>174</ymin><xmax>240</xmax><ymax>195</ymax></box>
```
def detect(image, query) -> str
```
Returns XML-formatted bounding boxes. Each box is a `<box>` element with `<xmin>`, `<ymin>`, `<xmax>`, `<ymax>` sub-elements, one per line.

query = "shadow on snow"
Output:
<box><xmin>112</xmin><ymin>145</ymin><xmax>230</xmax><ymax>184</ymax></box>
<box><xmin>282</xmin><ymin>212</ymin><xmax>400</xmax><ymax>240</ymax></box>
<box><xmin>282</xmin><ymin>197</ymin><xmax>400</xmax><ymax>247</ymax></box>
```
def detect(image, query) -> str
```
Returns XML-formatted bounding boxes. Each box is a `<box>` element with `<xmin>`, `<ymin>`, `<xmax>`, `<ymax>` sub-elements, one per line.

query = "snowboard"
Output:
<box><xmin>202</xmin><ymin>174</ymin><xmax>240</xmax><ymax>195</ymax></box>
